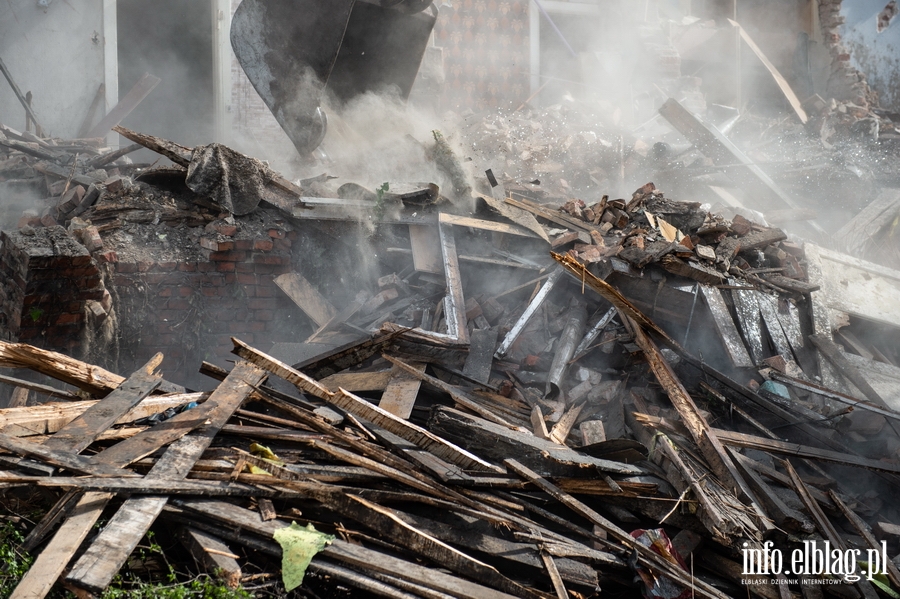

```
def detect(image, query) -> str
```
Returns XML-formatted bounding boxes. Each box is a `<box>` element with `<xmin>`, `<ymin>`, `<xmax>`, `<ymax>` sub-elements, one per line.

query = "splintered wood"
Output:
<box><xmin>1</xmin><ymin>173</ymin><xmax>899</xmax><ymax>599</ymax></box>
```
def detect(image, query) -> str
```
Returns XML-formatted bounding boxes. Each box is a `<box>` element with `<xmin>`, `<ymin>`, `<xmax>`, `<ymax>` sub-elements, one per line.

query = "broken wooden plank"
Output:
<box><xmin>503</xmin><ymin>459</ymin><xmax>730</xmax><ymax>599</ymax></box>
<box><xmin>378</xmin><ymin>362</ymin><xmax>425</xmax><ymax>419</ymax></box>
<box><xmin>429</xmin><ymin>406</ymin><xmax>642</xmax><ymax>477</ymax></box>
<box><xmin>409</xmin><ymin>224</ymin><xmax>442</xmax><ymax>274</ymax></box>
<box><xmin>438</xmin><ymin>220</ymin><xmax>468</xmax><ymax>344</ymax></box>
<box><xmin>178</xmin><ymin>527</ymin><xmax>242</xmax><ymax>589</ymax></box>
<box><xmin>714</xmin><ymin>428</ymin><xmax>900</xmax><ymax>475</ymax></box>
<box><xmin>782</xmin><ymin>460</ymin><xmax>880</xmax><ymax>599</ymax></box>
<box><xmin>232</xmin><ymin>337</ymin><xmax>332</xmax><ymax>400</ymax></box>
<box><xmin>331</xmin><ymin>387</ymin><xmax>500</xmax><ymax>472</ymax></box>
<box><xmin>495</xmin><ymin>267</ymin><xmax>564</xmax><ymax>358</ymax></box>
<box><xmin>438</xmin><ymin>212</ymin><xmax>542</xmax><ymax>239</ymax></box>
<box><xmin>383</xmin><ymin>355</ymin><xmax>520</xmax><ymax>430</ymax></box>
<box><xmin>658</xmin><ymin>98</ymin><xmax>807</xmax><ymax>216</ymax></box>
<box><xmin>729</xmin><ymin>285</ymin><xmax>765</xmax><ymax>364</ymax></box>
<box><xmin>65</xmin><ymin>362</ymin><xmax>267</xmax><ymax>595</ymax></box>
<box><xmin>173</xmin><ymin>498</ymin><xmax>522</xmax><ymax>599</ymax></box>
<box><xmin>809</xmin><ymin>333</ymin><xmax>890</xmax><ymax>408</ymax></box>
<box><xmin>463</xmin><ymin>328</ymin><xmax>497</xmax><ymax>384</ymax></box>
<box><xmin>0</xmin><ymin>393</ymin><xmax>204</xmax><ymax>439</ymax></box>
<box><xmin>699</xmin><ymin>285</ymin><xmax>754</xmax><ymax>368</ymax></box>
<box><xmin>320</xmin><ymin>369</ymin><xmax>393</xmax><ymax>393</ymax></box>
<box><xmin>43</xmin><ymin>354</ymin><xmax>163</xmax><ymax>454</ymax></box>
<box><xmin>0</xmin><ymin>373</ymin><xmax>79</xmax><ymax>402</ymax></box>
<box><xmin>835</xmin><ymin>189</ymin><xmax>900</xmax><ymax>256</ymax></box>
<box><xmin>728</xmin><ymin>19</ymin><xmax>807</xmax><ymax>124</ymax></box>
<box><xmin>86</xmin><ymin>73</ymin><xmax>161</xmax><ymax>139</ymax></box>
<box><xmin>274</xmin><ymin>272</ymin><xmax>337</xmax><ymax>328</ymax></box>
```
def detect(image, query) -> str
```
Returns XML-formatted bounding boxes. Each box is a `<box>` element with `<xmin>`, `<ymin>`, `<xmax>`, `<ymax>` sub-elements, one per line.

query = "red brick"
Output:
<box><xmin>96</xmin><ymin>250</ymin><xmax>118</xmax><ymax>264</ymax></box>
<box><xmin>273</xmin><ymin>238</ymin><xmax>292</xmax><ymax>251</ymax></box>
<box><xmin>236</xmin><ymin>273</ymin><xmax>257</xmax><ymax>285</ymax></box>
<box><xmin>157</xmin><ymin>323</ymin><xmax>173</xmax><ymax>333</ymax></box>
<box><xmin>213</xmin><ymin>223</ymin><xmax>238</xmax><ymax>236</ymax></box>
<box><xmin>178</xmin><ymin>263</ymin><xmax>197</xmax><ymax>272</ymax></box>
<box><xmin>137</xmin><ymin>261</ymin><xmax>154</xmax><ymax>273</ymax></box>
<box><xmin>210</xmin><ymin>250</ymin><xmax>247</xmax><ymax>262</ymax></box>
<box><xmin>253</xmin><ymin>239</ymin><xmax>274</xmax><ymax>252</ymax></box>
<box><xmin>116</xmin><ymin>263</ymin><xmax>138</xmax><ymax>274</ymax></box>
<box><xmin>286</xmin><ymin>231</ymin><xmax>299</xmax><ymax>241</ymax></box>
<box><xmin>198</xmin><ymin>262</ymin><xmax>215</xmax><ymax>272</ymax></box>
<box><xmin>234</xmin><ymin>239</ymin><xmax>254</xmax><ymax>251</ymax></box>
<box><xmin>200</xmin><ymin>237</ymin><xmax>219</xmax><ymax>251</ymax></box>
<box><xmin>201</xmin><ymin>287</ymin><xmax>220</xmax><ymax>297</ymax></box>
<box><xmin>255</xmin><ymin>310</ymin><xmax>274</xmax><ymax>321</ymax></box>
<box><xmin>204</xmin><ymin>274</ymin><xmax>226</xmax><ymax>287</ymax></box>
<box><xmin>247</xmin><ymin>321</ymin><xmax>267</xmax><ymax>332</ymax></box>
<box><xmin>179</xmin><ymin>286</ymin><xmax>193</xmax><ymax>297</ymax></box>
<box><xmin>55</xmin><ymin>312</ymin><xmax>83</xmax><ymax>325</ymax></box>
<box><xmin>158</xmin><ymin>287</ymin><xmax>173</xmax><ymax>298</ymax></box>
<box><xmin>216</xmin><ymin>261</ymin><xmax>236</xmax><ymax>272</ymax></box>
<box><xmin>156</xmin><ymin>262</ymin><xmax>177</xmax><ymax>271</ymax></box>
<box><xmin>268</xmin><ymin>228</ymin><xmax>286</xmax><ymax>239</ymax></box>
<box><xmin>254</xmin><ymin>285</ymin><xmax>275</xmax><ymax>298</ymax></box>
<box><xmin>235</xmin><ymin>263</ymin><xmax>255</xmax><ymax>273</ymax></box>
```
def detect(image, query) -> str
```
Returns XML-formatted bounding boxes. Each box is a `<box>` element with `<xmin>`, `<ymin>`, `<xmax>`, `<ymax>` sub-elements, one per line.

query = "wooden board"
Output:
<box><xmin>0</xmin><ymin>394</ymin><xmax>204</xmax><ymax>438</ymax></box>
<box><xmin>728</xmin><ymin>19</ymin><xmax>807</xmax><ymax>124</ymax></box>
<box><xmin>439</xmin><ymin>220</ymin><xmax>469</xmax><ymax>344</ymax></box>
<box><xmin>699</xmin><ymin>285</ymin><xmax>754</xmax><ymax>368</ymax></box>
<box><xmin>729</xmin><ymin>286</ymin><xmax>765</xmax><ymax>364</ymax></box>
<box><xmin>86</xmin><ymin>73</ymin><xmax>161</xmax><ymax>139</ymax></box>
<box><xmin>834</xmin><ymin>189</ymin><xmax>900</xmax><ymax>257</ymax></box>
<box><xmin>274</xmin><ymin>272</ymin><xmax>337</xmax><ymax>328</ymax></box>
<box><xmin>755</xmin><ymin>293</ymin><xmax>794</xmax><ymax>363</ymax></box>
<box><xmin>463</xmin><ymin>328</ymin><xmax>498</xmax><ymax>384</ymax></box>
<box><xmin>320</xmin><ymin>369</ymin><xmax>393</xmax><ymax>393</ymax></box>
<box><xmin>174</xmin><ymin>498</ymin><xmax>523</xmax><ymax>599</ymax></box>
<box><xmin>65</xmin><ymin>362</ymin><xmax>267</xmax><ymax>594</ymax></box>
<box><xmin>659</xmin><ymin>98</ymin><xmax>804</xmax><ymax>215</ymax></box>
<box><xmin>438</xmin><ymin>212</ymin><xmax>541</xmax><ymax>239</ymax></box>
<box><xmin>429</xmin><ymin>406</ymin><xmax>642</xmax><ymax>477</ymax></box>
<box><xmin>378</xmin><ymin>362</ymin><xmax>425</xmax><ymax>420</ymax></box>
<box><xmin>805</xmin><ymin>243</ymin><xmax>900</xmax><ymax>329</ymax></box>
<box><xmin>330</xmin><ymin>388</ymin><xmax>499</xmax><ymax>472</ymax></box>
<box><xmin>43</xmin><ymin>354</ymin><xmax>163</xmax><ymax>454</ymax></box>
<box><xmin>178</xmin><ymin>527</ymin><xmax>241</xmax><ymax>589</ymax></box>
<box><xmin>409</xmin><ymin>224</ymin><xmax>442</xmax><ymax>274</ymax></box>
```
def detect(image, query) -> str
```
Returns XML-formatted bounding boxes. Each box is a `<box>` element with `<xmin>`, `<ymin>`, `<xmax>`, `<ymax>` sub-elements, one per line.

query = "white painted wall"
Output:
<box><xmin>0</xmin><ymin>0</ymin><xmax>109</xmax><ymax>139</ymax></box>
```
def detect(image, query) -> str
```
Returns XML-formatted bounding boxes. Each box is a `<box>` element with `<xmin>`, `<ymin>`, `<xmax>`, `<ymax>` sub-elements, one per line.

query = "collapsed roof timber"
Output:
<box><xmin>2</xmin><ymin>0</ymin><xmax>900</xmax><ymax>598</ymax></box>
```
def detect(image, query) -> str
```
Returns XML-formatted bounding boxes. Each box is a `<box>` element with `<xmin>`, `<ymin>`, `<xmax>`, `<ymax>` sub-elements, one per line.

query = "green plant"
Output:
<box><xmin>27</xmin><ymin>307</ymin><xmax>44</xmax><ymax>322</ymax></box>
<box><xmin>0</xmin><ymin>522</ymin><xmax>33</xmax><ymax>599</ymax></box>
<box><xmin>97</xmin><ymin>573</ymin><xmax>252</xmax><ymax>599</ymax></box>
<box><xmin>373</xmin><ymin>182</ymin><xmax>389</xmax><ymax>221</ymax></box>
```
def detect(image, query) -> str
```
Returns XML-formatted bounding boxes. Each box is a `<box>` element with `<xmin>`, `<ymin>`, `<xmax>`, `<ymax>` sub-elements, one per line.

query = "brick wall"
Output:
<box><xmin>0</xmin><ymin>227</ymin><xmax>104</xmax><ymax>354</ymax></box>
<box><xmin>819</xmin><ymin>0</ymin><xmax>873</xmax><ymax>106</ymax></box>
<box><xmin>108</xmin><ymin>224</ymin><xmax>304</xmax><ymax>388</ymax></box>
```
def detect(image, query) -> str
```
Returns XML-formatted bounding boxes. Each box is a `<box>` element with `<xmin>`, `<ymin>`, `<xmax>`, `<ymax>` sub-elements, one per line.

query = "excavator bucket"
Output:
<box><xmin>231</xmin><ymin>0</ymin><xmax>437</xmax><ymax>156</ymax></box>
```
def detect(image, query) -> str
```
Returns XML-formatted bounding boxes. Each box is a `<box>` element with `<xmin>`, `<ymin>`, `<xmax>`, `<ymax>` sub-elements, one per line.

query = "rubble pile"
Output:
<box><xmin>1</xmin><ymin>114</ymin><xmax>900</xmax><ymax>599</ymax></box>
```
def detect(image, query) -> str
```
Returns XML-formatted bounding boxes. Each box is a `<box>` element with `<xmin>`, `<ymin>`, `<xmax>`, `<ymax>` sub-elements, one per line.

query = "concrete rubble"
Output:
<box><xmin>1</xmin><ymin>3</ymin><xmax>900</xmax><ymax>599</ymax></box>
